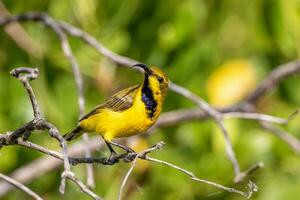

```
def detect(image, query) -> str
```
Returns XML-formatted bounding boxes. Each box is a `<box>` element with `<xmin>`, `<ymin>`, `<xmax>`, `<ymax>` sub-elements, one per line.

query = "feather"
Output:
<box><xmin>63</xmin><ymin>126</ymin><xmax>83</xmax><ymax>141</ymax></box>
<box><xmin>79</xmin><ymin>85</ymin><xmax>139</xmax><ymax>121</ymax></box>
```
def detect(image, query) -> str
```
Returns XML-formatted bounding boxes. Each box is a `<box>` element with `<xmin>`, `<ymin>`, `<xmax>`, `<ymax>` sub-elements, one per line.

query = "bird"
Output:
<box><xmin>63</xmin><ymin>63</ymin><xmax>169</xmax><ymax>160</ymax></box>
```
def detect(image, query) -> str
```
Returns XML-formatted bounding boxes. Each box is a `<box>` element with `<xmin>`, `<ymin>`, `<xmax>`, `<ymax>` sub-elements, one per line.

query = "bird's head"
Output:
<box><xmin>133</xmin><ymin>63</ymin><xmax>169</xmax><ymax>99</ymax></box>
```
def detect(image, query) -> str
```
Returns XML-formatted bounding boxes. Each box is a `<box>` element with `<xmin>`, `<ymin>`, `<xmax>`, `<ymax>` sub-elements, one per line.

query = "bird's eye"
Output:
<box><xmin>157</xmin><ymin>77</ymin><xmax>164</xmax><ymax>83</ymax></box>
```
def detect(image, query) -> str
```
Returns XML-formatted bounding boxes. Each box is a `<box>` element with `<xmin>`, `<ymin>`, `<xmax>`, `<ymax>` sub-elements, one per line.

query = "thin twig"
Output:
<box><xmin>0</xmin><ymin>66</ymin><xmax>100</xmax><ymax>199</ymax></box>
<box><xmin>234</xmin><ymin>162</ymin><xmax>264</xmax><ymax>183</ymax></box>
<box><xmin>215</xmin><ymin>121</ymin><xmax>241</xmax><ymax>175</ymax></box>
<box><xmin>245</xmin><ymin>60</ymin><xmax>300</xmax><ymax>104</ymax></box>
<box><xmin>223</xmin><ymin>112</ymin><xmax>287</xmax><ymax>124</ymax></box>
<box><xmin>17</xmin><ymin>140</ymin><xmax>62</xmax><ymax>159</ymax></box>
<box><xmin>170</xmin><ymin>83</ymin><xmax>241</xmax><ymax>176</ymax></box>
<box><xmin>0</xmin><ymin>11</ymin><xmax>95</xmax><ymax>189</ymax></box>
<box><xmin>260</xmin><ymin>121</ymin><xmax>300</xmax><ymax>154</ymax></box>
<box><xmin>58</xmin><ymin>21</ymin><xmax>137</xmax><ymax>66</ymax></box>
<box><xmin>4</xmin><ymin>138</ymin><xmax>253</xmax><ymax>199</ymax></box>
<box><xmin>118</xmin><ymin>142</ymin><xmax>164</xmax><ymax>200</ymax></box>
<box><xmin>10</xmin><ymin>67</ymin><xmax>41</xmax><ymax>118</ymax></box>
<box><xmin>63</xmin><ymin>173</ymin><xmax>101</xmax><ymax>200</ymax></box>
<box><xmin>146</xmin><ymin>157</ymin><xmax>257</xmax><ymax>198</ymax></box>
<box><xmin>50</xmin><ymin>13</ymin><xmax>95</xmax><ymax>188</ymax></box>
<box><xmin>0</xmin><ymin>173</ymin><xmax>43</xmax><ymax>200</ymax></box>
<box><xmin>0</xmin><ymin>122</ymin><xmax>101</xmax><ymax>200</ymax></box>
<box><xmin>0</xmin><ymin>138</ymin><xmax>102</xmax><ymax>197</ymax></box>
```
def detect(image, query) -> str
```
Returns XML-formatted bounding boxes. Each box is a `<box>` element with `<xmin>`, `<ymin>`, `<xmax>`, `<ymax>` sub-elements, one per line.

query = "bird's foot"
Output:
<box><xmin>125</xmin><ymin>147</ymin><xmax>135</xmax><ymax>154</ymax></box>
<box><xmin>104</xmin><ymin>152</ymin><xmax>119</xmax><ymax>165</ymax></box>
<box><xmin>123</xmin><ymin>152</ymin><xmax>137</xmax><ymax>162</ymax></box>
<box><xmin>110</xmin><ymin>141</ymin><xmax>136</xmax><ymax>154</ymax></box>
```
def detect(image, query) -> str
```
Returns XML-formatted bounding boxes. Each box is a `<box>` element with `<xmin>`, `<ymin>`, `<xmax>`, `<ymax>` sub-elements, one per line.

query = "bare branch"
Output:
<box><xmin>10</xmin><ymin>67</ymin><xmax>41</xmax><ymax>119</ymax></box>
<box><xmin>118</xmin><ymin>142</ymin><xmax>164</xmax><ymax>200</ymax></box>
<box><xmin>146</xmin><ymin>157</ymin><xmax>257</xmax><ymax>198</ymax></box>
<box><xmin>17</xmin><ymin>140</ymin><xmax>62</xmax><ymax>159</ymax></box>
<box><xmin>155</xmin><ymin>108</ymin><xmax>207</xmax><ymax>127</ymax></box>
<box><xmin>260</xmin><ymin>121</ymin><xmax>300</xmax><ymax>154</ymax></box>
<box><xmin>0</xmin><ymin>66</ymin><xmax>100</xmax><ymax>199</ymax></box>
<box><xmin>234</xmin><ymin>162</ymin><xmax>264</xmax><ymax>183</ymax></box>
<box><xmin>155</xmin><ymin>109</ymin><xmax>288</xmax><ymax>130</ymax></box>
<box><xmin>59</xmin><ymin>21</ymin><xmax>137</xmax><ymax>67</ymax></box>
<box><xmin>223</xmin><ymin>112</ymin><xmax>287</xmax><ymax>124</ymax></box>
<box><xmin>0</xmin><ymin>11</ymin><xmax>95</xmax><ymax>188</ymax></box>
<box><xmin>3</xmin><ymin>137</ymin><xmax>253</xmax><ymax>199</ymax></box>
<box><xmin>51</xmin><ymin>12</ymin><xmax>95</xmax><ymax>188</ymax></box>
<box><xmin>62</xmin><ymin>173</ymin><xmax>101</xmax><ymax>200</ymax></box>
<box><xmin>0</xmin><ymin>173</ymin><xmax>43</xmax><ymax>200</ymax></box>
<box><xmin>1</xmin><ymin>130</ymin><xmax>101</xmax><ymax>200</ymax></box>
<box><xmin>82</xmin><ymin>134</ymin><xmax>95</xmax><ymax>188</ymax></box>
<box><xmin>0</xmin><ymin>139</ymin><xmax>102</xmax><ymax>197</ymax></box>
<box><xmin>245</xmin><ymin>60</ymin><xmax>300</xmax><ymax>104</ymax></box>
<box><xmin>216</xmin><ymin>121</ymin><xmax>241</xmax><ymax>175</ymax></box>
<box><xmin>170</xmin><ymin>83</ymin><xmax>241</xmax><ymax>176</ymax></box>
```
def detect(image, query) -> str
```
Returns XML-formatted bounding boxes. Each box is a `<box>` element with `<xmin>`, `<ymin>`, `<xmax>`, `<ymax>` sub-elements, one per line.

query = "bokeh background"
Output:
<box><xmin>1</xmin><ymin>0</ymin><xmax>300</xmax><ymax>199</ymax></box>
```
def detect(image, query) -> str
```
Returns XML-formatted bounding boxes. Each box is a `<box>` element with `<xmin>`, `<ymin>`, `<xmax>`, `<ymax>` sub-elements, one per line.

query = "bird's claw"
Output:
<box><xmin>104</xmin><ymin>153</ymin><xmax>119</xmax><ymax>165</ymax></box>
<box><xmin>123</xmin><ymin>152</ymin><xmax>137</xmax><ymax>162</ymax></box>
<box><xmin>126</xmin><ymin>148</ymin><xmax>135</xmax><ymax>154</ymax></box>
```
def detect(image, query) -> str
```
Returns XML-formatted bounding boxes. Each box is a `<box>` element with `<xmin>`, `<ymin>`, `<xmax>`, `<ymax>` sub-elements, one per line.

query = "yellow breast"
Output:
<box><xmin>79</xmin><ymin>90</ymin><xmax>162</xmax><ymax>141</ymax></box>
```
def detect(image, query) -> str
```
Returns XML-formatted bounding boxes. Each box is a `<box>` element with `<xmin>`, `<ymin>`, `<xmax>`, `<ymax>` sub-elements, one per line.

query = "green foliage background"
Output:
<box><xmin>1</xmin><ymin>0</ymin><xmax>300</xmax><ymax>199</ymax></box>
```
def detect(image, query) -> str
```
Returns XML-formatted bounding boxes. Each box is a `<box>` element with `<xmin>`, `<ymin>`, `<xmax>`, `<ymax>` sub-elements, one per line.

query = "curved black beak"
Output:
<box><xmin>133</xmin><ymin>63</ymin><xmax>153</xmax><ymax>75</ymax></box>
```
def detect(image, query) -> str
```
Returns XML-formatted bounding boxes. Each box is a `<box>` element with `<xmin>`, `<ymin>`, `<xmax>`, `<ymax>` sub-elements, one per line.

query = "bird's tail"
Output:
<box><xmin>63</xmin><ymin>126</ymin><xmax>84</xmax><ymax>141</ymax></box>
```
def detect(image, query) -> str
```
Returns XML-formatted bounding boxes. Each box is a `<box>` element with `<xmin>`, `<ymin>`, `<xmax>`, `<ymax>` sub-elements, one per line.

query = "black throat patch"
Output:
<box><xmin>141</xmin><ymin>74</ymin><xmax>157</xmax><ymax>119</ymax></box>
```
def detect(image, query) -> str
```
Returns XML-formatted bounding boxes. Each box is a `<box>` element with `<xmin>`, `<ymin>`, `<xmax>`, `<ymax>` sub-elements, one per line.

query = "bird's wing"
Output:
<box><xmin>79</xmin><ymin>85</ymin><xmax>140</xmax><ymax>121</ymax></box>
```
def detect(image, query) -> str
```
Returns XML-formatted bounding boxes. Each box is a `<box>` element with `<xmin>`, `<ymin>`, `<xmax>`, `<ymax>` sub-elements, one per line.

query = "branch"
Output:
<box><xmin>118</xmin><ymin>142</ymin><xmax>164</xmax><ymax>200</ymax></box>
<box><xmin>0</xmin><ymin>173</ymin><xmax>43</xmax><ymax>200</ymax></box>
<box><xmin>244</xmin><ymin>105</ymin><xmax>300</xmax><ymax>155</ymax></box>
<box><xmin>0</xmin><ymin>138</ymin><xmax>102</xmax><ymax>197</ymax></box>
<box><xmin>170</xmin><ymin>83</ymin><xmax>241</xmax><ymax>177</ymax></box>
<box><xmin>145</xmin><ymin>157</ymin><xmax>257</xmax><ymax>198</ymax></box>
<box><xmin>245</xmin><ymin>60</ymin><xmax>300</xmax><ymax>104</ymax></box>
<box><xmin>62</xmin><ymin>173</ymin><xmax>101</xmax><ymax>200</ymax></box>
<box><xmin>53</xmin><ymin>12</ymin><xmax>94</xmax><ymax>188</ymax></box>
<box><xmin>0</xmin><ymin>128</ymin><xmax>102</xmax><ymax>200</ymax></box>
<box><xmin>223</xmin><ymin>112</ymin><xmax>287</xmax><ymax>124</ymax></box>
<box><xmin>58</xmin><ymin>21</ymin><xmax>137</xmax><ymax>67</ymax></box>
<box><xmin>0</xmin><ymin>67</ymin><xmax>101</xmax><ymax>199</ymax></box>
<box><xmin>1</xmin><ymin>138</ymin><xmax>257</xmax><ymax>199</ymax></box>
<box><xmin>155</xmin><ymin>108</ymin><xmax>207</xmax><ymax>127</ymax></box>
<box><xmin>155</xmin><ymin>108</ymin><xmax>290</xmax><ymax>129</ymax></box>
<box><xmin>234</xmin><ymin>162</ymin><xmax>264</xmax><ymax>183</ymax></box>
<box><xmin>260</xmin><ymin>121</ymin><xmax>300</xmax><ymax>154</ymax></box>
<box><xmin>0</xmin><ymin>11</ymin><xmax>95</xmax><ymax>188</ymax></box>
<box><xmin>10</xmin><ymin>67</ymin><xmax>40</xmax><ymax>118</ymax></box>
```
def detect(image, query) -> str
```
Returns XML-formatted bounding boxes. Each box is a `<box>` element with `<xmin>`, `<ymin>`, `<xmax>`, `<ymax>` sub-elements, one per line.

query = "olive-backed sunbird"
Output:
<box><xmin>63</xmin><ymin>64</ymin><xmax>169</xmax><ymax>157</ymax></box>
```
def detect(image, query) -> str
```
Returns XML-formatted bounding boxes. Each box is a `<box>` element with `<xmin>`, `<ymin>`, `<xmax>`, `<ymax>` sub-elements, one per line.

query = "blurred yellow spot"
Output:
<box><xmin>206</xmin><ymin>59</ymin><xmax>256</xmax><ymax>108</ymax></box>
<box><xmin>129</xmin><ymin>137</ymin><xmax>150</xmax><ymax>173</ymax></box>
